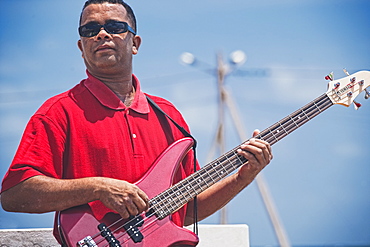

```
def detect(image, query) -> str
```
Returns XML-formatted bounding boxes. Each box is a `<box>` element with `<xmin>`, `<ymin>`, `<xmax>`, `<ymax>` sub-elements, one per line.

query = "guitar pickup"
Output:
<box><xmin>98</xmin><ymin>223</ymin><xmax>122</xmax><ymax>247</ymax></box>
<box><xmin>122</xmin><ymin>215</ymin><xmax>144</xmax><ymax>243</ymax></box>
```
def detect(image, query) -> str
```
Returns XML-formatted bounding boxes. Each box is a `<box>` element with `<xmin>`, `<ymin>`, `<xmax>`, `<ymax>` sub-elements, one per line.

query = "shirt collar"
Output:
<box><xmin>84</xmin><ymin>70</ymin><xmax>150</xmax><ymax>114</ymax></box>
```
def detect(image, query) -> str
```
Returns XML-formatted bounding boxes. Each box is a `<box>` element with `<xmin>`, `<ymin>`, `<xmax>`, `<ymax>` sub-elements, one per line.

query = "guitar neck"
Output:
<box><xmin>258</xmin><ymin>93</ymin><xmax>333</xmax><ymax>145</ymax></box>
<box><xmin>150</xmin><ymin>93</ymin><xmax>334</xmax><ymax>219</ymax></box>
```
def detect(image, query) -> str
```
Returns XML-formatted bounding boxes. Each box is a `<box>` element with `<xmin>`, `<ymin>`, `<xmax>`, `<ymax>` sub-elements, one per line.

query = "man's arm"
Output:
<box><xmin>184</xmin><ymin>130</ymin><xmax>272</xmax><ymax>225</ymax></box>
<box><xmin>0</xmin><ymin>175</ymin><xmax>149</xmax><ymax>219</ymax></box>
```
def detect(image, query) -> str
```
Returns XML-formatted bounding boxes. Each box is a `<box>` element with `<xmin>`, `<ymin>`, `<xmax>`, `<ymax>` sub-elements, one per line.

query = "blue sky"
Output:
<box><xmin>0</xmin><ymin>0</ymin><xmax>369</xmax><ymax>246</ymax></box>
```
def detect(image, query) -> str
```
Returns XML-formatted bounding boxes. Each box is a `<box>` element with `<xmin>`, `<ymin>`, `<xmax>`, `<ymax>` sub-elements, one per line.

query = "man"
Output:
<box><xmin>1</xmin><ymin>0</ymin><xmax>272</xmax><ymax>245</ymax></box>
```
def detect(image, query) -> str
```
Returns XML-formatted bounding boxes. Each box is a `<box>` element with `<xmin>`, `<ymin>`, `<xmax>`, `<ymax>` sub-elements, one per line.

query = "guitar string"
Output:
<box><xmin>92</xmin><ymin>155</ymin><xmax>241</xmax><ymax>246</ymax></box>
<box><xmin>96</xmin><ymin>141</ymin><xmax>261</xmax><ymax>245</ymax></box>
<box><xmin>90</xmin><ymin>73</ymin><xmax>367</xmax><ymax>245</ymax></box>
<box><xmin>99</xmin><ymin>154</ymin><xmax>245</xmax><ymax>246</ymax></box>
<box><xmin>90</xmin><ymin>94</ymin><xmax>334</xmax><ymax>246</ymax></box>
<box><xmin>97</xmin><ymin>213</ymin><xmax>157</xmax><ymax>247</ymax></box>
<box><xmin>105</xmin><ymin>212</ymin><xmax>165</xmax><ymax>247</ymax></box>
<box><xmin>88</xmin><ymin>93</ymin><xmax>334</xmax><ymax>246</ymax></box>
<box><xmin>93</xmin><ymin>209</ymin><xmax>159</xmax><ymax>246</ymax></box>
<box><xmin>257</xmin><ymin>94</ymin><xmax>332</xmax><ymax>144</ymax></box>
<box><xmin>99</xmin><ymin>145</ymin><xmax>257</xmax><ymax>246</ymax></box>
<box><xmin>91</xmin><ymin>94</ymin><xmax>334</xmax><ymax>246</ymax></box>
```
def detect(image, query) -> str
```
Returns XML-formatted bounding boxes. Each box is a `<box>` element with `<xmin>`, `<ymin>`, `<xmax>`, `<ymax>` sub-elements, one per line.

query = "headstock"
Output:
<box><xmin>325</xmin><ymin>70</ymin><xmax>370</xmax><ymax>109</ymax></box>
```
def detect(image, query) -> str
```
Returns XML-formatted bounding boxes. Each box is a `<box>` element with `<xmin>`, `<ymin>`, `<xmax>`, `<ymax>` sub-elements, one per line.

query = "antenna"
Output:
<box><xmin>180</xmin><ymin>51</ymin><xmax>290</xmax><ymax>247</ymax></box>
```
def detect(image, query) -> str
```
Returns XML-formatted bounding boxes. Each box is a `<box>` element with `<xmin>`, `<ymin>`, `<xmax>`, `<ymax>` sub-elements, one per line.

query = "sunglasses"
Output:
<box><xmin>78</xmin><ymin>20</ymin><xmax>136</xmax><ymax>37</ymax></box>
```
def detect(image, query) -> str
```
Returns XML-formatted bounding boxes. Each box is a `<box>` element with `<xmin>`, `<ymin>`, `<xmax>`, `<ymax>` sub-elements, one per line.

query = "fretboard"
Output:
<box><xmin>150</xmin><ymin>93</ymin><xmax>334</xmax><ymax>219</ymax></box>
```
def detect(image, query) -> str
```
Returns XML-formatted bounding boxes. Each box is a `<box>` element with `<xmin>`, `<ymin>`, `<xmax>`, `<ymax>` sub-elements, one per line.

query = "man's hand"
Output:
<box><xmin>185</xmin><ymin>129</ymin><xmax>273</xmax><ymax>225</ymax></box>
<box><xmin>1</xmin><ymin>175</ymin><xmax>149</xmax><ymax>219</ymax></box>
<box><xmin>96</xmin><ymin>178</ymin><xmax>149</xmax><ymax>219</ymax></box>
<box><xmin>236</xmin><ymin>129</ymin><xmax>273</xmax><ymax>185</ymax></box>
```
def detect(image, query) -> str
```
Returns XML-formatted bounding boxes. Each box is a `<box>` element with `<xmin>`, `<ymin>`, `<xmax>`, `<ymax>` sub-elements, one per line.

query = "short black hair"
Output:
<box><xmin>79</xmin><ymin>0</ymin><xmax>137</xmax><ymax>32</ymax></box>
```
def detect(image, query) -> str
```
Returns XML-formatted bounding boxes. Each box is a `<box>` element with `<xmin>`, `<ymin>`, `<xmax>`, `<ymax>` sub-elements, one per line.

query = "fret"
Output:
<box><xmin>270</xmin><ymin>124</ymin><xmax>286</xmax><ymax>141</ymax></box>
<box><xmin>277</xmin><ymin>120</ymin><xmax>289</xmax><ymax>135</ymax></box>
<box><xmin>207</xmin><ymin>163</ymin><xmax>225</xmax><ymax>182</ymax></box>
<box><xmin>217</xmin><ymin>162</ymin><xmax>229</xmax><ymax>178</ymax></box>
<box><xmin>312</xmin><ymin>102</ymin><xmax>322</xmax><ymax>114</ymax></box>
<box><xmin>154</xmin><ymin>193</ymin><xmax>168</xmax><ymax>212</ymax></box>
<box><xmin>265</xmin><ymin>127</ymin><xmax>279</xmax><ymax>143</ymax></box>
<box><xmin>208</xmin><ymin>164</ymin><xmax>221</xmax><ymax>181</ymax></box>
<box><xmin>214</xmin><ymin>160</ymin><xmax>228</xmax><ymax>177</ymax></box>
<box><xmin>174</xmin><ymin>182</ymin><xmax>191</xmax><ymax>203</ymax></box>
<box><xmin>219</xmin><ymin>162</ymin><xmax>228</xmax><ymax>176</ymax></box>
<box><xmin>222</xmin><ymin>158</ymin><xmax>235</xmax><ymax>174</ymax></box>
<box><xmin>294</xmin><ymin>110</ymin><xmax>309</xmax><ymax>126</ymax></box>
<box><xmin>198</xmin><ymin>169</ymin><xmax>211</xmax><ymax>188</ymax></box>
<box><xmin>228</xmin><ymin>154</ymin><xmax>242</xmax><ymax>170</ymax></box>
<box><xmin>294</xmin><ymin>99</ymin><xmax>321</xmax><ymax>126</ymax></box>
<box><xmin>164</xmin><ymin>189</ymin><xmax>179</xmax><ymax>211</ymax></box>
<box><xmin>289</xmin><ymin>115</ymin><xmax>299</xmax><ymax>128</ymax></box>
<box><xmin>222</xmin><ymin>154</ymin><xmax>234</xmax><ymax>172</ymax></box>
<box><xmin>153</xmin><ymin>189</ymin><xmax>179</xmax><ymax>218</ymax></box>
<box><xmin>192</xmin><ymin>173</ymin><xmax>206</xmax><ymax>192</ymax></box>
<box><xmin>209</xmin><ymin>162</ymin><xmax>223</xmax><ymax>180</ymax></box>
<box><xmin>298</xmin><ymin>110</ymin><xmax>312</xmax><ymax>125</ymax></box>
<box><xmin>284</xmin><ymin>115</ymin><xmax>299</xmax><ymax>134</ymax></box>
<box><xmin>153</xmin><ymin>195</ymin><xmax>170</xmax><ymax>219</ymax></box>
<box><xmin>149</xmin><ymin>197</ymin><xmax>160</xmax><ymax>214</ymax></box>
<box><xmin>218</xmin><ymin>159</ymin><xmax>230</xmax><ymax>174</ymax></box>
<box><xmin>262</xmin><ymin>94</ymin><xmax>332</xmax><ymax>145</ymax></box>
<box><xmin>183</xmin><ymin>179</ymin><xmax>199</xmax><ymax>195</ymax></box>
<box><xmin>172</xmin><ymin>186</ymin><xmax>190</xmax><ymax>207</ymax></box>
<box><xmin>292</xmin><ymin>116</ymin><xmax>303</xmax><ymax>130</ymax></box>
<box><xmin>205</xmin><ymin>171</ymin><xmax>217</xmax><ymax>185</ymax></box>
<box><xmin>293</xmin><ymin>110</ymin><xmax>309</xmax><ymax>125</ymax></box>
<box><xmin>304</xmin><ymin>103</ymin><xmax>324</xmax><ymax>120</ymax></box>
<box><xmin>301</xmin><ymin>108</ymin><xmax>310</xmax><ymax>120</ymax></box>
<box><xmin>234</xmin><ymin>151</ymin><xmax>245</xmax><ymax>165</ymax></box>
<box><xmin>183</xmin><ymin>179</ymin><xmax>198</xmax><ymax>197</ymax></box>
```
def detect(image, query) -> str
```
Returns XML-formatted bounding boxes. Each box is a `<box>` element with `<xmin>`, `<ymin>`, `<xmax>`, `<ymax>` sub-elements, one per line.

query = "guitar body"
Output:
<box><xmin>58</xmin><ymin>137</ymin><xmax>199</xmax><ymax>247</ymax></box>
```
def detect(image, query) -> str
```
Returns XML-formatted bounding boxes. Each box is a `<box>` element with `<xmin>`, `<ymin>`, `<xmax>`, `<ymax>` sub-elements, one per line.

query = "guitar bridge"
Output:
<box><xmin>78</xmin><ymin>235</ymin><xmax>97</xmax><ymax>247</ymax></box>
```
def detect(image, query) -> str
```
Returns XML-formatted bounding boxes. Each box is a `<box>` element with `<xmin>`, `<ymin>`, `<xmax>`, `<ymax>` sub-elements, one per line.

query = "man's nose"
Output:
<box><xmin>95</xmin><ymin>27</ymin><xmax>112</xmax><ymax>40</ymax></box>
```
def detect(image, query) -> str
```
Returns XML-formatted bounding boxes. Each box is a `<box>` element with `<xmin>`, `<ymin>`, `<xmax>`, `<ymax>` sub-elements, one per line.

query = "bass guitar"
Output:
<box><xmin>58</xmin><ymin>70</ymin><xmax>370</xmax><ymax>247</ymax></box>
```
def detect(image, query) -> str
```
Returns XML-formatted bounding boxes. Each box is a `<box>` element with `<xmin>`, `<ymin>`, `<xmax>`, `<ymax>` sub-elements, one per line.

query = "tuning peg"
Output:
<box><xmin>343</xmin><ymin>68</ymin><xmax>350</xmax><ymax>76</ymax></box>
<box><xmin>365</xmin><ymin>88</ymin><xmax>370</xmax><ymax>100</ymax></box>
<box><xmin>353</xmin><ymin>100</ymin><xmax>362</xmax><ymax>110</ymax></box>
<box><xmin>325</xmin><ymin>72</ymin><xmax>334</xmax><ymax>81</ymax></box>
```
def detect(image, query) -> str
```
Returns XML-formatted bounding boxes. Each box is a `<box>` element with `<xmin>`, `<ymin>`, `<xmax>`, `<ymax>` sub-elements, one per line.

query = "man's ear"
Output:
<box><xmin>77</xmin><ymin>40</ymin><xmax>84</xmax><ymax>58</ymax></box>
<box><xmin>132</xmin><ymin>35</ymin><xmax>142</xmax><ymax>55</ymax></box>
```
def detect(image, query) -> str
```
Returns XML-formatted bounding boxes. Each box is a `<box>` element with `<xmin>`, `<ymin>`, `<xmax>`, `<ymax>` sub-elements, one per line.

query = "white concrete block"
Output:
<box><xmin>0</xmin><ymin>224</ymin><xmax>249</xmax><ymax>246</ymax></box>
<box><xmin>187</xmin><ymin>224</ymin><xmax>250</xmax><ymax>247</ymax></box>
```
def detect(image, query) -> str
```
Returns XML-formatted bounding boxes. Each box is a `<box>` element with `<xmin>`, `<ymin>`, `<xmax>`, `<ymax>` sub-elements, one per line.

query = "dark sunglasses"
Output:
<box><xmin>78</xmin><ymin>20</ymin><xmax>136</xmax><ymax>37</ymax></box>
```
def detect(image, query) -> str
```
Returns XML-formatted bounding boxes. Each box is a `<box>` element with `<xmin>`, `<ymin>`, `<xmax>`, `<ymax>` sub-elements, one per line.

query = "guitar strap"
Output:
<box><xmin>146</xmin><ymin>95</ymin><xmax>199</xmax><ymax>235</ymax></box>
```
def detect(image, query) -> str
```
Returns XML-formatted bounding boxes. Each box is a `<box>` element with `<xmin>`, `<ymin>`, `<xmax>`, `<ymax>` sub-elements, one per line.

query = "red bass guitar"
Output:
<box><xmin>58</xmin><ymin>70</ymin><xmax>370</xmax><ymax>246</ymax></box>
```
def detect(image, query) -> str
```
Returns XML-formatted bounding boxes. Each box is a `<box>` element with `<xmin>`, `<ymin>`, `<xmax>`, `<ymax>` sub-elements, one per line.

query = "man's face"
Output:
<box><xmin>78</xmin><ymin>3</ymin><xmax>140</xmax><ymax>76</ymax></box>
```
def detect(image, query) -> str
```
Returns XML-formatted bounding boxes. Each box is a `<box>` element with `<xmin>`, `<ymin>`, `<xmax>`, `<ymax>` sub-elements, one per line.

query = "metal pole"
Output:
<box><xmin>222</xmin><ymin>88</ymin><xmax>291</xmax><ymax>247</ymax></box>
<box><xmin>195</xmin><ymin>51</ymin><xmax>290</xmax><ymax>245</ymax></box>
<box><xmin>216</xmin><ymin>52</ymin><xmax>228</xmax><ymax>224</ymax></box>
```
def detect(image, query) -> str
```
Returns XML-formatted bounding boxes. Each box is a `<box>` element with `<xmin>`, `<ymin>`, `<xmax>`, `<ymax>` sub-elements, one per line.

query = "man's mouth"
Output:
<box><xmin>96</xmin><ymin>45</ymin><xmax>113</xmax><ymax>52</ymax></box>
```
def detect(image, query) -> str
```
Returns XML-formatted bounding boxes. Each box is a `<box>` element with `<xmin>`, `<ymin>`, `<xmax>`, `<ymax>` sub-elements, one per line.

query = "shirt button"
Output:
<box><xmin>132</xmin><ymin>134</ymin><xmax>137</xmax><ymax>138</ymax></box>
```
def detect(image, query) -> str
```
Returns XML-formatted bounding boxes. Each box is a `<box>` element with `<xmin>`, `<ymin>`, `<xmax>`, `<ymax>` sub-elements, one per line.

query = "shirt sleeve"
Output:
<box><xmin>1</xmin><ymin>114</ymin><xmax>66</xmax><ymax>192</ymax></box>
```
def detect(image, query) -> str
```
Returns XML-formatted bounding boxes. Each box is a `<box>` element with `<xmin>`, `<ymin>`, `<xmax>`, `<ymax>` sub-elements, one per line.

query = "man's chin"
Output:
<box><xmin>92</xmin><ymin>59</ymin><xmax>118</xmax><ymax>69</ymax></box>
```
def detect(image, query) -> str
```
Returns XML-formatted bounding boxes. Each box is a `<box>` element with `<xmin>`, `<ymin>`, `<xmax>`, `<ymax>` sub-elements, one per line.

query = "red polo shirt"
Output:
<box><xmin>1</xmin><ymin>71</ymin><xmax>198</xmax><ymax>227</ymax></box>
